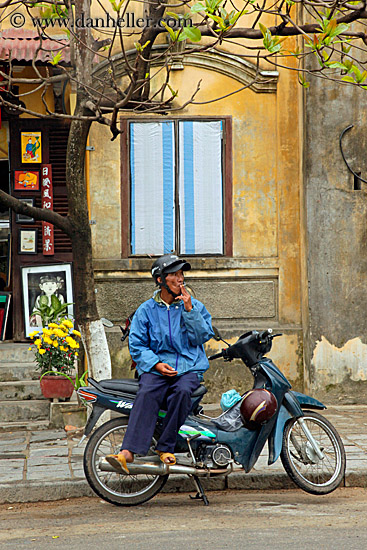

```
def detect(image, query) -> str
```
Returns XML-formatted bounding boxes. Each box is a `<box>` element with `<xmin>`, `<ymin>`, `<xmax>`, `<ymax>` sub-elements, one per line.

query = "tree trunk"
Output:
<box><xmin>66</xmin><ymin>105</ymin><xmax>111</xmax><ymax>381</ymax></box>
<box><xmin>63</xmin><ymin>0</ymin><xmax>112</xmax><ymax>381</ymax></box>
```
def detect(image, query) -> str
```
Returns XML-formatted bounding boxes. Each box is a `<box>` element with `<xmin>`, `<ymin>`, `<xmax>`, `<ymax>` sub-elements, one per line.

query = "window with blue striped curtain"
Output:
<box><xmin>130</xmin><ymin>120</ymin><xmax>223</xmax><ymax>255</ymax></box>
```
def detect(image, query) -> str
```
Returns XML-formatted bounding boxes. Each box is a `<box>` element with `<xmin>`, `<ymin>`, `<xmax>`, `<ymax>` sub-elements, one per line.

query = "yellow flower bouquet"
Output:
<box><xmin>29</xmin><ymin>319</ymin><xmax>82</xmax><ymax>377</ymax></box>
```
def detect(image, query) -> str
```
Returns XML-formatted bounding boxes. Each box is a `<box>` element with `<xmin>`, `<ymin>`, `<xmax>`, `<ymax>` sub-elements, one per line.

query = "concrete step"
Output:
<box><xmin>0</xmin><ymin>363</ymin><xmax>39</xmax><ymax>382</ymax></box>
<box><xmin>0</xmin><ymin>420</ymin><xmax>50</xmax><ymax>433</ymax></box>
<box><xmin>0</xmin><ymin>343</ymin><xmax>33</xmax><ymax>363</ymax></box>
<box><xmin>0</xmin><ymin>380</ymin><xmax>43</xmax><ymax>400</ymax></box>
<box><xmin>0</xmin><ymin>400</ymin><xmax>50</xmax><ymax>423</ymax></box>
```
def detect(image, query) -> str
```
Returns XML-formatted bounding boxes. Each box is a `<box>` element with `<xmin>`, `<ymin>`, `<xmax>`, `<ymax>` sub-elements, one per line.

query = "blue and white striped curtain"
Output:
<box><xmin>130</xmin><ymin>122</ymin><xmax>175</xmax><ymax>255</ymax></box>
<box><xmin>130</xmin><ymin>120</ymin><xmax>223</xmax><ymax>255</ymax></box>
<box><xmin>178</xmin><ymin>121</ymin><xmax>223</xmax><ymax>255</ymax></box>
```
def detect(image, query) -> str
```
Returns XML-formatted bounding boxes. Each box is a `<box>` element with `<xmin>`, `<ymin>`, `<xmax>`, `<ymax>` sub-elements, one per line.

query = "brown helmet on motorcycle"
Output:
<box><xmin>240</xmin><ymin>389</ymin><xmax>278</xmax><ymax>429</ymax></box>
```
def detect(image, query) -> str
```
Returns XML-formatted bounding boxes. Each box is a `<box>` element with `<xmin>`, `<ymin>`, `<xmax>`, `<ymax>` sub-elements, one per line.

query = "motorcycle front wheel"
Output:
<box><xmin>280</xmin><ymin>410</ymin><xmax>346</xmax><ymax>495</ymax></box>
<box><xmin>83</xmin><ymin>417</ymin><xmax>168</xmax><ymax>506</ymax></box>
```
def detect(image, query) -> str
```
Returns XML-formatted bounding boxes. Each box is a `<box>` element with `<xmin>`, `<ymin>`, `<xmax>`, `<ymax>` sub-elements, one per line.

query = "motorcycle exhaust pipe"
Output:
<box><xmin>98</xmin><ymin>458</ymin><xmax>228</xmax><ymax>476</ymax></box>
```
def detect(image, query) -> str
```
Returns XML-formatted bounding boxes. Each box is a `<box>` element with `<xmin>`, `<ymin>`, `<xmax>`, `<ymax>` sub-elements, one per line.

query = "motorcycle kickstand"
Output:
<box><xmin>189</xmin><ymin>475</ymin><xmax>209</xmax><ymax>506</ymax></box>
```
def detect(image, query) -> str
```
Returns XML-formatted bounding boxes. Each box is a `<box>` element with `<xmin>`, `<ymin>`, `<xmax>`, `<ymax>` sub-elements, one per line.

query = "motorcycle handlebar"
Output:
<box><xmin>208</xmin><ymin>350</ymin><xmax>225</xmax><ymax>361</ymax></box>
<box><xmin>208</xmin><ymin>329</ymin><xmax>283</xmax><ymax>362</ymax></box>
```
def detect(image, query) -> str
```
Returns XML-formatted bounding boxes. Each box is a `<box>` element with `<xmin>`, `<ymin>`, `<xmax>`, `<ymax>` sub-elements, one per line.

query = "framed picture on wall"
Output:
<box><xmin>21</xmin><ymin>263</ymin><xmax>74</xmax><ymax>337</ymax></box>
<box><xmin>18</xmin><ymin>228</ymin><xmax>38</xmax><ymax>255</ymax></box>
<box><xmin>21</xmin><ymin>131</ymin><xmax>42</xmax><ymax>164</ymax></box>
<box><xmin>15</xmin><ymin>198</ymin><xmax>35</xmax><ymax>223</ymax></box>
<box><xmin>13</xmin><ymin>170</ymin><xmax>40</xmax><ymax>192</ymax></box>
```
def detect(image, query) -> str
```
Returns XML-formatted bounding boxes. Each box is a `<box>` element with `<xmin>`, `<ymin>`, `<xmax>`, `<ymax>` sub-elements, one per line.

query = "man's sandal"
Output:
<box><xmin>155</xmin><ymin>451</ymin><xmax>176</xmax><ymax>465</ymax></box>
<box><xmin>105</xmin><ymin>453</ymin><xmax>130</xmax><ymax>474</ymax></box>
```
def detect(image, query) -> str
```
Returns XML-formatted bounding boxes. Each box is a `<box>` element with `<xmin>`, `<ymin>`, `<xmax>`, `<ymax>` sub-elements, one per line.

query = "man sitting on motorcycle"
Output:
<box><xmin>106</xmin><ymin>254</ymin><xmax>214</xmax><ymax>473</ymax></box>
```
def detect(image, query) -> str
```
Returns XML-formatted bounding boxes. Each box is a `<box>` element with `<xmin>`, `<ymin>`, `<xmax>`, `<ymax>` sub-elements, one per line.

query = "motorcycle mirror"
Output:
<box><xmin>212</xmin><ymin>326</ymin><xmax>230</xmax><ymax>346</ymax></box>
<box><xmin>101</xmin><ymin>318</ymin><xmax>114</xmax><ymax>328</ymax></box>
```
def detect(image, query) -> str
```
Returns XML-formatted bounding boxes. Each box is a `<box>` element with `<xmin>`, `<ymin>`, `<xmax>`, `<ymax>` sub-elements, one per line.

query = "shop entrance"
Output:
<box><xmin>6</xmin><ymin>119</ymin><xmax>73</xmax><ymax>341</ymax></box>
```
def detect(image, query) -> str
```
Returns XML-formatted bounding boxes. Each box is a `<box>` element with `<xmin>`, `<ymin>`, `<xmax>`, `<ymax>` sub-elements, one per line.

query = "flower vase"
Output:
<box><xmin>40</xmin><ymin>375</ymin><xmax>75</xmax><ymax>399</ymax></box>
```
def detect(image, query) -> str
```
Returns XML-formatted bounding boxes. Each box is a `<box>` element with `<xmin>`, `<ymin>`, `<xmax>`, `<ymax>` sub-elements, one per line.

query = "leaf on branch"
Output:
<box><xmin>191</xmin><ymin>2</ymin><xmax>206</xmax><ymax>13</ymax></box>
<box><xmin>342</xmin><ymin>75</ymin><xmax>357</xmax><ymax>83</ymax></box>
<box><xmin>350</xmin><ymin>65</ymin><xmax>367</xmax><ymax>83</ymax></box>
<box><xmin>168</xmin><ymin>84</ymin><xmax>178</xmax><ymax>98</ymax></box>
<box><xmin>259</xmin><ymin>23</ymin><xmax>285</xmax><ymax>54</ymax></box>
<box><xmin>343</xmin><ymin>59</ymin><xmax>353</xmax><ymax>72</ymax></box>
<box><xmin>161</xmin><ymin>21</ymin><xmax>179</xmax><ymax>42</ymax></box>
<box><xmin>203</xmin><ymin>0</ymin><xmax>223</xmax><ymax>14</ymax></box>
<box><xmin>134</xmin><ymin>41</ymin><xmax>150</xmax><ymax>54</ymax></box>
<box><xmin>141</xmin><ymin>40</ymin><xmax>151</xmax><ymax>51</ymax></box>
<box><xmin>342</xmin><ymin>44</ymin><xmax>352</xmax><ymax>54</ymax></box>
<box><xmin>108</xmin><ymin>0</ymin><xmax>126</xmax><ymax>12</ymax></box>
<box><xmin>179</xmin><ymin>26</ymin><xmax>201</xmax><ymax>42</ymax></box>
<box><xmin>313</xmin><ymin>18</ymin><xmax>350</xmax><ymax>47</ymax></box>
<box><xmin>298</xmin><ymin>74</ymin><xmax>310</xmax><ymax>88</ymax></box>
<box><xmin>50</xmin><ymin>52</ymin><xmax>63</xmax><ymax>66</ymax></box>
<box><xmin>327</xmin><ymin>62</ymin><xmax>346</xmax><ymax>70</ymax></box>
<box><xmin>166</xmin><ymin>12</ymin><xmax>180</xmax><ymax>20</ymax></box>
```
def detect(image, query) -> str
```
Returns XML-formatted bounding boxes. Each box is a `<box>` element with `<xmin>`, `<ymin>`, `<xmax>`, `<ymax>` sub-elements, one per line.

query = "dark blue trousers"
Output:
<box><xmin>121</xmin><ymin>371</ymin><xmax>200</xmax><ymax>455</ymax></box>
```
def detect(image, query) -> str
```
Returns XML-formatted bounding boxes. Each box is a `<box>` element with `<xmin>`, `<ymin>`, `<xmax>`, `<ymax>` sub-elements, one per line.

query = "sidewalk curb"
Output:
<box><xmin>1</xmin><ymin>470</ymin><xmax>367</xmax><ymax>505</ymax></box>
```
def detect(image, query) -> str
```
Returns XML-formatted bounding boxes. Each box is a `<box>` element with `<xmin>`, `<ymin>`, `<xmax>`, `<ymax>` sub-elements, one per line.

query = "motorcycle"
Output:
<box><xmin>78</xmin><ymin>328</ymin><xmax>346</xmax><ymax>506</ymax></box>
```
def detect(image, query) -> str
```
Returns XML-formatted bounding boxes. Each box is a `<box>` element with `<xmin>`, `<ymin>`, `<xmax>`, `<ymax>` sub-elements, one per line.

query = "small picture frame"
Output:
<box><xmin>0</xmin><ymin>292</ymin><xmax>11</xmax><ymax>340</ymax></box>
<box><xmin>18</xmin><ymin>228</ymin><xmax>38</xmax><ymax>255</ymax></box>
<box><xmin>21</xmin><ymin>263</ymin><xmax>73</xmax><ymax>337</ymax></box>
<box><xmin>15</xmin><ymin>198</ymin><xmax>35</xmax><ymax>223</ymax></box>
<box><xmin>21</xmin><ymin>131</ymin><xmax>42</xmax><ymax>164</ymax></box>
<box><xmin>14</xmin><ymin>170</ymin><xmax>40</xmax><ymax>192</ymax></box>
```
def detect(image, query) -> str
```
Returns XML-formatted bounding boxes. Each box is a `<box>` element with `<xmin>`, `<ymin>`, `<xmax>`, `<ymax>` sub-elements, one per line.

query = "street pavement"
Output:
<box><xmin>0</xmin><ymin>405</ymin><xmax>367</xmax><ymax>504</ymax></box>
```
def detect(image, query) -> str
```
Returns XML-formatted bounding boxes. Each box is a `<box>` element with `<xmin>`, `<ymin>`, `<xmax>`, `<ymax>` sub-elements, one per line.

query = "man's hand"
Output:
<box><xmin>178</xmin><ymin>284</ymin><xmax>192</xmax><ymax>312</ymax></box>
<box><xmin>155</xmin><ymin>362</ymin><xmax>178</xmax><ymax>376</ymax></box>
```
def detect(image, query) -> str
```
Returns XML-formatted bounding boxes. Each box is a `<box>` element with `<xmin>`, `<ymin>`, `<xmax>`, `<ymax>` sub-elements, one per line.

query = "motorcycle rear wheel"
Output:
<box><xmin>280</xmin><ymin>410</ymin><xmax>346</xmax><ymax>495</ymax></box>
<box><xmin>83</xmin><ymin>417</ymin><xmax>168</xmax><ymax>506</ymax></box>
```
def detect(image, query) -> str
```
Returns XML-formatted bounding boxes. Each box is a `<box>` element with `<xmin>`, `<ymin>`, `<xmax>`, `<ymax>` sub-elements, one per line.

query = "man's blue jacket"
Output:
<box><xmin>129</xmin><ymin>292</ymin><xmax>214</xmax><ymax>378</ymax></box>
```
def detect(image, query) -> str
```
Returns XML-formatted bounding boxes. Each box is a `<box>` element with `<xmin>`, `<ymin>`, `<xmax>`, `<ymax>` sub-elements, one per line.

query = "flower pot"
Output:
<box><xmin>40</xmin><ymin>375</ymin><xmax>75</xmax><ymax>399</ymax></box>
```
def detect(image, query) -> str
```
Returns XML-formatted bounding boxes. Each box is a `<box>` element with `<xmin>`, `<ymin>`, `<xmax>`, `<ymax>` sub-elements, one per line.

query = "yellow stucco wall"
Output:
<box><xmin>88</xmin><ymin>55</ymin><xmax>304</xmax><ymax>387</ymax></box>
<box><xmin>89</xmin><ymin>124</ymin><xmax>121</xmax><ymax>259</ymax></box>
<box><xmin>16</xmin><ymin>67</ymin><xmax>55</xmax><ymax>116</ymax></box>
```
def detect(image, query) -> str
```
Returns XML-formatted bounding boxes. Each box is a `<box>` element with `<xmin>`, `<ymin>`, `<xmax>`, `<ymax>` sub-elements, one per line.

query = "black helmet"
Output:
<box><xmin>151</xmin><ymin>254</ymin><xmax>191</xmax><ymax>284</ymax></box>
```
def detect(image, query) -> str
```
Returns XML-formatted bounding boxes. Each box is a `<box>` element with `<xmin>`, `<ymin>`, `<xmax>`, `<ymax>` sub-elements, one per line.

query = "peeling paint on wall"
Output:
<box><xmin>311</xmin><ymin>336</ymin><xmax>367</xmax><ymax>390</ymax></box>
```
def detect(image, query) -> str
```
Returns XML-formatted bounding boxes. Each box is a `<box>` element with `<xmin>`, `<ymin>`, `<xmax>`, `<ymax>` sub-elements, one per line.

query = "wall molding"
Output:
<box><xmin>93</xmin><ymin>46</ymin><xmax>279</xmax><ymax>94</ymax></box>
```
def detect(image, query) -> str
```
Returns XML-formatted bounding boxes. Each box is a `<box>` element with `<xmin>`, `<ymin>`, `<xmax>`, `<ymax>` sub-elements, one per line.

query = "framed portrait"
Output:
<box><xmin>21</xmin><ymin>131</ymin><xmax>42</xmax><ymax>164</ymax></box>
<box><xmin>0</xmin><ymin>292</ymin><xmax>11</xmax><ymax>340</ymax></box>
<box><xmin>21</xmin><ymin>263</ymin><xmax>74</xmax><ymax>338</ymax></box>
<box><xmin>16</xmin><ymin>198</ymin><xmax>35</xmax><ymax>223</ymax></box>
<box><xmin>14</xmin><ymin>170</ymin><xmax>40</xmax><ymax>192</ymax></box>
<box><xmin>18</xmin><ymin>228</ymin><xmax>38</xmax><ymax>255</ymax></box>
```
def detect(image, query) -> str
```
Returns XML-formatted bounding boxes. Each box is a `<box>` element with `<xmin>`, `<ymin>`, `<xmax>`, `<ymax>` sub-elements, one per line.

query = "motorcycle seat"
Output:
<box><xmin>99</xmin><ymin>378</ymin><xmax>139</xmax><ymax>394</ymax></box>
<box><xmin>99</xmin><ymin>378</ymin><xmax>207</xmax><ymax>398</ymax></box>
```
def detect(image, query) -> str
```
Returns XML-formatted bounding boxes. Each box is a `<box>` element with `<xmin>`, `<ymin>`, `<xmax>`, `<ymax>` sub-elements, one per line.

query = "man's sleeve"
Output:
<box><xmin>128</xmin><ymin>306</ymin><xmax>160</xmax><ymax>373</ymax></box>
<box><xmin>182</xmin><ymin>300</ymin><xmax>214</xmax><ymax>346</ymax></box>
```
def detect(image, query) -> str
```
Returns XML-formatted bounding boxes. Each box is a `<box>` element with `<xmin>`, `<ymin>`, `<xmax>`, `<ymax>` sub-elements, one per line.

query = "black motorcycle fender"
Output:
<box><xmin>83</xmin><ymin>405</ymin><xmax>107</xmax><ymax>436</ymax></box>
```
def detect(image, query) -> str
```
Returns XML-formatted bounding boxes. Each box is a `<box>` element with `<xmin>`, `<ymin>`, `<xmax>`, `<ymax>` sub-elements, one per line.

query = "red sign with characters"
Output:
<box><xmin>41</xmin><ymin>164</ymin><xmax>54</xmax><ymax>256</ymax></box>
